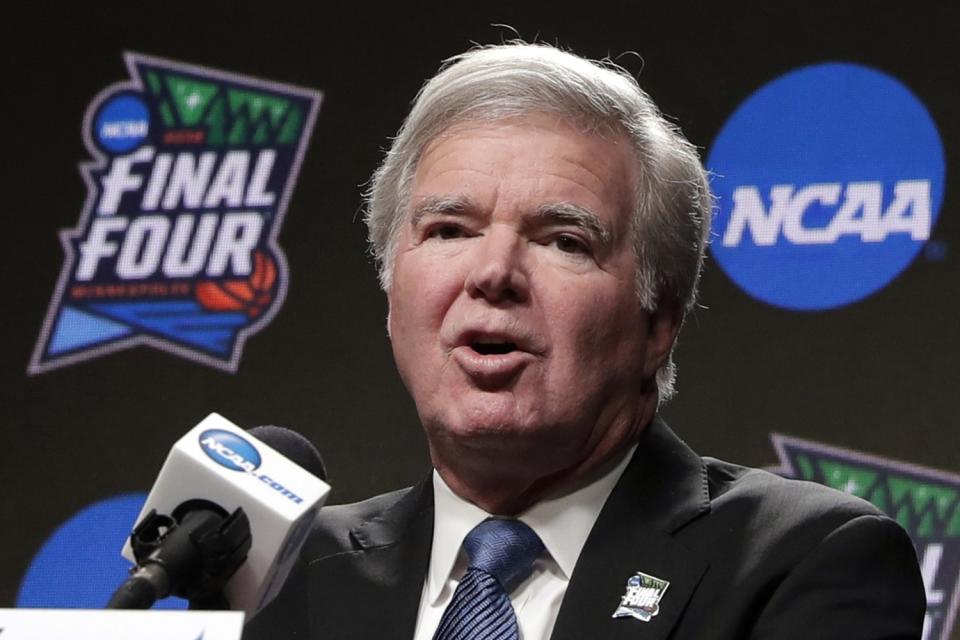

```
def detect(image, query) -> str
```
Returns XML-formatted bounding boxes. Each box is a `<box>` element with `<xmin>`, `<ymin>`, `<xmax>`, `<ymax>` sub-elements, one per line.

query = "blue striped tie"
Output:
<box><xmin>433</xmin><ymin>519</ymin><xmax>545</xmax><ymax>640</ymax></box>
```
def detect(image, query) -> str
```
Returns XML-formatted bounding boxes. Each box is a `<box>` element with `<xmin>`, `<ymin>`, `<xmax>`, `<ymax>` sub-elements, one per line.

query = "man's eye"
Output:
<box><xmin>554</xmin><ymin>234</ymin><xmax>589</xmax><ymax>255</ymax></box>
<box><xmin>427</xmin><ymin>224</ymin><xmax>466</xmax><ymax>240</ymax></box>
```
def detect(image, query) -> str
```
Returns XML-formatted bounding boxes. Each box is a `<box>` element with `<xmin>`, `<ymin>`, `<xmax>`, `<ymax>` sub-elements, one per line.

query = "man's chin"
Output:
<box><xmin>426</xmin><ymin>411</ymin><xmax>543</xmax><ymax>452</ymax></box>
<box><xmin>426</xmin><ymin>410</ymin><xmax>579</xmax><ymax>465</ymax></box>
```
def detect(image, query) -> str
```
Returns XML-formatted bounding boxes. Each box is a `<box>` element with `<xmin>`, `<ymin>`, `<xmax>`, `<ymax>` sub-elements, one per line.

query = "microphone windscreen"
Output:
<box><xmin>249</xmin><ymin>425</ymin><xmax>328</xmax><ymax>481</ymax></box>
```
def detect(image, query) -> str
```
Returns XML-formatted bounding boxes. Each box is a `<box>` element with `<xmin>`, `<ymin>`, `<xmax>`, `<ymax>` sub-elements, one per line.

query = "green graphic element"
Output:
<box><xmin>637</xmin><ymin>574</ymin><xmax>668</xmax><ymax>590</ymax></box>
<box><xmin>142</xmin><ymin>69</ymin><xmax>305</xmax><ymax>146</ymax></box>
<box><xmin>205</xmin><ymin>98</ymin><xmax>228</xmax><ymax>145</ymax></box>
<box><xmin>784</xmin><ymin>446</ymin><xmax>960</xmax><ymax>539</ymax></box>
<box><xmin>228</xmin><ymin>89</ymin><xmax>289</xmax><ymax>127</ymax></box>
<box><xmin>166</xmin><ymin>74</ymin><xmax>218</xmax><ymax>126</ymax></box>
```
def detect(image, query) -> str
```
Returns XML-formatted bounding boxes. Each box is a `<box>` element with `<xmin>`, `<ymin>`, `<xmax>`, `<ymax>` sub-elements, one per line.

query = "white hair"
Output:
<box><xmin>365</xmin><ymin>43</ymin><xmax>712</xmax><ymax>401</ymax></box>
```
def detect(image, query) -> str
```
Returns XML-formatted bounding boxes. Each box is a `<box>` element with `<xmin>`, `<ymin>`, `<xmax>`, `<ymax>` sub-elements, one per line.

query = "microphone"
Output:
<box><xmin>107</xmin><ymin>414</ymin><xmax>330</xmax><ymax>618</ymax></box>
<box><xmin>248</xmin><ymin>425</ymin><xmax>327</xmax><ymax>481</ymax></box>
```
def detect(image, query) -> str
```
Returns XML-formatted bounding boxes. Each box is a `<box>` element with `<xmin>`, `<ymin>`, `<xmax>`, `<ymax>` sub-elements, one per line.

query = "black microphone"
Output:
<box><xmin>107</xmin><ymin>415</ymin><xmax>330</xmax><ymax>615</ymax></box>
<box><xmin>249</xmin><ymin>425</ymin><xmax>327</xmax><ymax>481</ymax></box>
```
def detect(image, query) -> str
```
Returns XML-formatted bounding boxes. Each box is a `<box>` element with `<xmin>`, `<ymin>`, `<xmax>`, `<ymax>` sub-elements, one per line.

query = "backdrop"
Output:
<box><xmin>3</xmin><ymin>3</ymin><xmax>958</xmax><ymax>638</ymax></box>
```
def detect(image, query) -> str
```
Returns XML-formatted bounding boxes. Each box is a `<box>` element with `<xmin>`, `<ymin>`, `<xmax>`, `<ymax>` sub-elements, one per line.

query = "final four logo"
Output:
<box><xmin>28</xmin><ymin>53</ymin><xmax>321</xmax><ymax>373</ymax></box>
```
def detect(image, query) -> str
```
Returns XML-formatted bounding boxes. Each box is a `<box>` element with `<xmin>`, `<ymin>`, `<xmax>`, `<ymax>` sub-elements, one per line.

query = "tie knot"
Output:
<box><xmin>463</xmin><ymin>519</ymin><xmax>544</xmax><ymax>592</ymax></box>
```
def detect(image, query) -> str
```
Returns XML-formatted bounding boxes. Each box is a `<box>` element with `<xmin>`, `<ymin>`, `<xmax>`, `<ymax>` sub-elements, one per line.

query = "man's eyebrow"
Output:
<box><xmin>409</xmin><ymin>195</ymin><xmax>474</xmax><ymax>227</ymax></box>
<box><xmin>531</xmin><ymin>203</ymin><xmax>612</xmax><ymax>245</ymax></box>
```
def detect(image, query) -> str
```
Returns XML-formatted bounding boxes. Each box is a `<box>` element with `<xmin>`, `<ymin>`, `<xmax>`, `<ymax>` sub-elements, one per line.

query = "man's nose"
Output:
<box><xmin>464</xmin><ymin>230</ymin><xmax>530</xmax><ymax>303</ymax></box>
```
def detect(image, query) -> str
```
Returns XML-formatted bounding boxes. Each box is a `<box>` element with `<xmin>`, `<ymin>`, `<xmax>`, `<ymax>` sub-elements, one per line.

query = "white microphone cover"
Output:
<box><xmin>121</xmin><ymin>413</ymin><xmax>330</xmax><ymax>617</ymax></box>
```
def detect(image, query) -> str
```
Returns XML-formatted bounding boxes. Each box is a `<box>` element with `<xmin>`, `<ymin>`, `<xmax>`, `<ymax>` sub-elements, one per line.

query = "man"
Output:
<box><xmin>246</xmin><ymin>43</ymin><xmax>925</xmax><ymax>639</ymax></box>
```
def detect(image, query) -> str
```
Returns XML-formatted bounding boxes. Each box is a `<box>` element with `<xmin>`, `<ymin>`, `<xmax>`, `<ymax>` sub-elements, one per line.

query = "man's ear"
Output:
<box><xmin>643</xmin><ymin>301</ymin><xmax>683</xmax><ymax>378</ymax></box>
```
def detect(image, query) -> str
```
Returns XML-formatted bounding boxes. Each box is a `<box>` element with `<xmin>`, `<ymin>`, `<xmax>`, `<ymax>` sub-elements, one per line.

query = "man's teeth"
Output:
<box><xmin>472</xmin><ymin>341</ymin><xmax>517</xmax><ymax>355</ymax></box>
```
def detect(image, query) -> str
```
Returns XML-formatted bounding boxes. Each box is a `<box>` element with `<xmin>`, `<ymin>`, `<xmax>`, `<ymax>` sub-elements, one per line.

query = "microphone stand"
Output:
<box><xmin>107</xmin><ymin>499</ymin><xmax>251</xmax><ymax>609</ymax></box>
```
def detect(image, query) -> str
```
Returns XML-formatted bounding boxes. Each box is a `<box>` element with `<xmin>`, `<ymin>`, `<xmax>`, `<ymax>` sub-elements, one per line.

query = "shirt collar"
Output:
<box><xmin>425</xmin><ymin>444</ymin><xmax>637</xmax><ymax>605</ymax></box>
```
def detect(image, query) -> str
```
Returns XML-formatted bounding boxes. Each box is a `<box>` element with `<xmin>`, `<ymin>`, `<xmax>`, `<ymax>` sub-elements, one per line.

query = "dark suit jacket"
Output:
<box><xmin>245</xmin><ymin>420</ymin><xmax>926</xmax><ymax>639</ymax></box>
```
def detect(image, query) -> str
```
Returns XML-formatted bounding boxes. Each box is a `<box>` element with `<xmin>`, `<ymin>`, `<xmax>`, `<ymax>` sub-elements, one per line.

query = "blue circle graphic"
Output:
<box><xmin>94</xmin><ymin>93</ymin><xmax>150</xmax><ymax>153</ymax></box>
<box><xmin>199</xmin><ymin>429</ymin><xmax>262</xmax><ymax>472</ymax></box>
<box><xmin>707</xmin><ymin>63</ymin><xmax>944</xmax><ymax>310</ymax></box>
<box><xmin>17</xmin><ymin>493</ymin><xmax>187</xmax><ymax>609</ymax></box>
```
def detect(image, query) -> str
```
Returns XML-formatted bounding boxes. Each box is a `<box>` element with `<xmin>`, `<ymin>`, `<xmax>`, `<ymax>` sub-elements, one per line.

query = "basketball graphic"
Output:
<box><xmin>195</xmin><ymin>250</ymin><xmax>278</xmax><ymax>318</ymax></box>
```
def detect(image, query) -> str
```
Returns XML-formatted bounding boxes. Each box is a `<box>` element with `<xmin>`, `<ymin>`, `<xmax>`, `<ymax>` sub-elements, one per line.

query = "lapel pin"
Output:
<box><xmin>612</xmin><ymin>571</ymin><xmax>670</xmax><ymax>622</ymax></box>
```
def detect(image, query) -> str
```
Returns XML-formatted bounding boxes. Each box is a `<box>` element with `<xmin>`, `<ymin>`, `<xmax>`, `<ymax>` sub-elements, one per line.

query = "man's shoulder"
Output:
<box><xmin>302</xmin><ymin>485</ymin><xmax>420</xmax><ymax>559</ymax></box>
<box><xmin>691</xmin><ymin>455</ymin><xmax>903</xmax><ymax>563</ymax></box>
<box><xmin>244</xmin><ymin>484</ymin><xmax>430</xmax><ymax>639</ymax></box>
<box><xmin>702</xmin><ymin>455</ymin><xmax>884</xmax><ymax>522</ymax></box>
<box><xmin>653</xmin><ymin>453</ymin><xmax>925</xmax><ymax>637</ymax></box>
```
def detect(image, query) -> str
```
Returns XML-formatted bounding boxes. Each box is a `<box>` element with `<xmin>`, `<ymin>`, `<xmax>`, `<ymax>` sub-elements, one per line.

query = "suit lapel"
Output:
<box><xmin>551</xmin><ymin>419</ymin><xmax>711</xmax><ymax>640</ymax></box>
<box><xmin>306</xmin><ymin>477</ymin><xmax>434</xmax><ymax>639</ymax></box>
<box><xmin>300</xmin><ymin>419</ymin><xmax>707</xmax><ymax>639</ymax></box>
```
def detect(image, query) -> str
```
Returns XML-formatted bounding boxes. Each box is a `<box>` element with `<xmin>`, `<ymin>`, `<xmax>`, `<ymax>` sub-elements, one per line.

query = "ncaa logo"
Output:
<box><xmin>707</xmin><ymin>63</ymin><xmax>945</xmax><ymax>310</ymax></box>
<box><xmin>93</xmin><ymin>93</ymin><xmax>150</xmax><ymax>154</ymax></box>
<box><xmin>199</xmin><ymin>429</ymin><xmax>261</xmax><ymax>472</ymax></box>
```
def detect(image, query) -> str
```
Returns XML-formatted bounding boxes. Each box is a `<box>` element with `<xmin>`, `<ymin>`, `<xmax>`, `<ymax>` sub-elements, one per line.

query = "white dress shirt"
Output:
<box><xmin>412</xmin><ymin>446</ymin><xmax>637</xmax><ymax>640</ymax></box>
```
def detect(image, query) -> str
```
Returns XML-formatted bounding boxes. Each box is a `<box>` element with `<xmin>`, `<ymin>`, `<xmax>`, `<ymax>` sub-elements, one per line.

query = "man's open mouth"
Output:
<box><xmin>452</xmin><ymin>333</ymin><xmax>533</xmax><ymax>385</ymax></box>
<box><xmin>471</xmin><ymin>340</ymin><xmax>518</xmax><ymax>355</ymax></box>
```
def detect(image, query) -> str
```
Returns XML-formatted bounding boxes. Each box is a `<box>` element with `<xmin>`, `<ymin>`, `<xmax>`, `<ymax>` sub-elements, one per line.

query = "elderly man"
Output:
<box><xmin>246</xmin><ymin>44</ymin><xmax>925</xmax><ymax>639</ymax></box>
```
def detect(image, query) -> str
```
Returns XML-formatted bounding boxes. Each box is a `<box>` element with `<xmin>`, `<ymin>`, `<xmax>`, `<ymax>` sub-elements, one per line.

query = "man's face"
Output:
<box><xmin>387</xmin><ymin>114</ymin><xmax>674</xmax><ymax>493</ymax></box>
